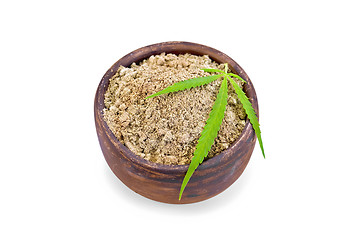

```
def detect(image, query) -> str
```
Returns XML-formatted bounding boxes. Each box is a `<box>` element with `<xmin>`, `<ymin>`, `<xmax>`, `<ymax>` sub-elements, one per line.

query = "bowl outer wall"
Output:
<box><xmin>94</xmin><ymin>41</ymin><xmax>258</xmax><ymax>204</ymax></box>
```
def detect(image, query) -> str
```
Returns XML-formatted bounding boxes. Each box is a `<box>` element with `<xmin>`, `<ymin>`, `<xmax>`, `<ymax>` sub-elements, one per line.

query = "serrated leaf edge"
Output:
<box><xmin>228</xmin><ymin>73</ymin><xmax>247</xmax><ymax>83</ymax></box>
<box><xmin>201</xmin><ymin>68</ymin><xmax>225</xmax><ymax>74</ymax></box>
<box><xmin>146</xmin><ymin>74</ymin><xmax>223</xmax><ymax>99</ymax></box>
<box><xmin>179</xmin><ymin>77</ymin><xmax>228</xmax><ymax>200</ymax></box>
<box><xmin>227</xmin><ymin>76</ymin><xmax>265</xmax><ymax>158</ymax></box>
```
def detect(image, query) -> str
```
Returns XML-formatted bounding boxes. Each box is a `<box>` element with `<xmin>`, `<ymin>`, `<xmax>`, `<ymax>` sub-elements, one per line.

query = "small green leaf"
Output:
<box><xmin>228</xmin><ymin>73</ymin><xmax>247</xmax><ymax>83</ymax></box>
<box><xmin>179</xmin><ymin>77</ymin><xmax>228</xmax><ymax>200</ymax></box>
<box><xmin>201</xmin><ymin>68</ymin><xmax>225</xmax><ymax>74</ymax></box>
<box><xmin>228</xmin><ymin>76</ymin><xmax>265</xmax><ymax>158</ymax></box>
<box><xmin>146</xmin><ymin>74</ymin><xmax>223</xmax><ymax>99</ymax></box>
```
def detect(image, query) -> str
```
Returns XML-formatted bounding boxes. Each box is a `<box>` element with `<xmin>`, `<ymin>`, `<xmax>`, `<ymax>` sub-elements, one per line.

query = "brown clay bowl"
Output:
<box><xmin>94</xmin><ymin>41</ymin><xmax>258</xmax><ymax>204</ymax></box>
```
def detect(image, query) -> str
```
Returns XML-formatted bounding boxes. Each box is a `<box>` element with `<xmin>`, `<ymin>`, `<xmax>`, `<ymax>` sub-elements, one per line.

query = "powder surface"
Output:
<box><xmin>103</xmin><ymin>53</ymin><xmax>246</xmax><ymax>165</ymax></box>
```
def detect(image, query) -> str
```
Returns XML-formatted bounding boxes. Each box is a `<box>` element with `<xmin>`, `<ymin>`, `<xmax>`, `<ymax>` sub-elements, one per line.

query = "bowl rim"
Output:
<box><xmin>95</xmin><ymin>41</ymin><xmax>258</xmax><ymax>173</ymax></box>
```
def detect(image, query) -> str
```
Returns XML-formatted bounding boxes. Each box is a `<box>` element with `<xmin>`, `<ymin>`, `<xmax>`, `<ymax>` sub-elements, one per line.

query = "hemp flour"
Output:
<box><xmin>103</xmin><ymin>53</ymin><xmax>246</xmax><ymax>165</ymax></box>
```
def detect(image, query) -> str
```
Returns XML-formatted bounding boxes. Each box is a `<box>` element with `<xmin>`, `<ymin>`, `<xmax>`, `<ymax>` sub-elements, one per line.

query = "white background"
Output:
<box><xmin>1</xmin><ymin>0</ymin><xmax>359</xmax><ymax>239</ymax></box>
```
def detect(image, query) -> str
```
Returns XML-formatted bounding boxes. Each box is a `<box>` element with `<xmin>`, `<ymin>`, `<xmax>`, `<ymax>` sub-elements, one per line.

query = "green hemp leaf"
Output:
<box><xmin>146</xmin><ymin>63</ymin><xmax>265</xmax><ymax>200</ymax></box>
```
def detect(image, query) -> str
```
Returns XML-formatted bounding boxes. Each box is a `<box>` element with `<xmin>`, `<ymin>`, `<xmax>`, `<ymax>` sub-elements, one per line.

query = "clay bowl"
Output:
<box><xmin>94</xmin><ymin>41</ymin><xmax>258</xmax><ymax>204</ymax></box>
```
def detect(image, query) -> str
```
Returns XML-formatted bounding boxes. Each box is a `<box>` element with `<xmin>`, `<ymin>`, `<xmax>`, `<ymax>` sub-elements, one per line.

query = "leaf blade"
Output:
<box><xmin>228</xmin><ymin>73</ymin><xmax>247</xmax><ymax>83</ymax></box>
<box><xmin>228</xmin><ymin>76</ymin><xmax>265</xmax><ymax>158</ymax></box>
<box><xmin>201</xmin><ymin>68</ymin><xmax>225</xmax><ymax>74</ymax></box>
<box><xmin>179</xmin><ymin>77</ymin><xmax>228</xmax><ymax>200</ymax></box>
<box><xmin>146</xmin><ymin>74</ymin><xmax>223</xmax><ymax>99</ymax></box>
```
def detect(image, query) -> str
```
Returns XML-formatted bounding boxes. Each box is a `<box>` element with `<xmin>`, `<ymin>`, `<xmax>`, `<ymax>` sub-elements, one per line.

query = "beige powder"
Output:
<box><xmin>103</xmin><ymin>53</ymin><xmax>246</xmax><ymax>165</ymax></box>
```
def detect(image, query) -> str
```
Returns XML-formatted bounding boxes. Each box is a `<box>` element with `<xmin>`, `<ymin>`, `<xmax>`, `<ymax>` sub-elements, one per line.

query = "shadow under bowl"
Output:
<box><xmin>94</xmin><ymin>41</ymin><xmax>258</xmax><ymax>204</ymax></box>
